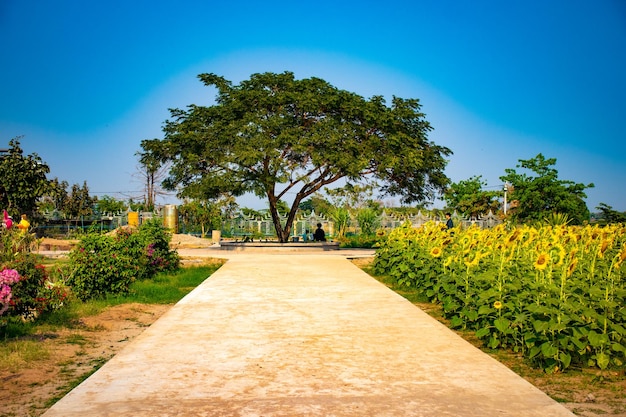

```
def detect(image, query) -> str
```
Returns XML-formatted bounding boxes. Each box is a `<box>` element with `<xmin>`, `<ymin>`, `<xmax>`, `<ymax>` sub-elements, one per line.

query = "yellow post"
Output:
<box><xmin>163</xmin><ymin>205</ymin><xmax>178</xmax><ymax>233</ymax></box>
<box><xmin>128</xmin><ymin>212</ymin><xmax>139</xmax><ymax>227</ymax></box>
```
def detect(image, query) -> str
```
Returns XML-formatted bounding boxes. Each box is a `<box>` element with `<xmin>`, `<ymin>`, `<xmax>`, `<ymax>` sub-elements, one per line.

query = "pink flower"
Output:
<box><xmin>0</xmin><ymin>268</ymin><xmax>21</xmax><ymax>285</ymax></box>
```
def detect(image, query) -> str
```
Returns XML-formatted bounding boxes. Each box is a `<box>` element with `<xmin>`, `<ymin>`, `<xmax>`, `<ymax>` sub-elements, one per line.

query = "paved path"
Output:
<box><xmin>43</xmin><ymin>250</ymin><xmax>574</xmax><ymax>416</ymax></box>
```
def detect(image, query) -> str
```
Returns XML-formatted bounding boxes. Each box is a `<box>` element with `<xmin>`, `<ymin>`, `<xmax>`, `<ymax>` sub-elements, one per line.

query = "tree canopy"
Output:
<box><xmin>500</xmin><ymin>154</ymin><xmax>593</xmax><ymax>224</ymax></box>
<box><xmin>0</xmin><ymin>138</ymin><xmax>51</xmax><ymax>217</ymax></box>
<box><xmin>146</xmin><ymin>71</ymin><xmax>452</xmax><ymax>241</ymax></box>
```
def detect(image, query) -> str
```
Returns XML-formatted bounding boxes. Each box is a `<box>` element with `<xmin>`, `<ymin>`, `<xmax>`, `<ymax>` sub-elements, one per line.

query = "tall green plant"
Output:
<box><xmin>329</xmin><ymin>207</ymin><xmax>351</xmax><ymax>239</ymax></box>
<box><xmin>356</xmin><ymin>207</ymin><xmax>381</xmax><ymax>235</ymax></box>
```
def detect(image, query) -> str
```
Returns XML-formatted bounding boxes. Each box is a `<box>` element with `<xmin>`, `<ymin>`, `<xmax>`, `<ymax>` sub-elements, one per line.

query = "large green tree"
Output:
<box><xmin>0</xmin><ymin>138</ymin><xmax>51</xmax><ymax>217</ymax></box>
<box><xmin>147</xmin><ymin>72</ymin><xmax>451</xmax><ymax>242</ymax></box>
<box><xmin>443</xmin><ymin>175</ymin><xmax>501</xmax><ymax>218</ymax></box>
<box><xmin>500</xmin><ymin>154</ymin><xmax>593</xmax><ymax>224</ymax></box>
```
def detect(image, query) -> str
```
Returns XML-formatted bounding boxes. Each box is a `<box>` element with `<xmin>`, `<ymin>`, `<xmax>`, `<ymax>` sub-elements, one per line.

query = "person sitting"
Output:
<box><xmin>313</xmin><ymin>223</ymin><xmax>326</xmax><ymax>242</ymax></box>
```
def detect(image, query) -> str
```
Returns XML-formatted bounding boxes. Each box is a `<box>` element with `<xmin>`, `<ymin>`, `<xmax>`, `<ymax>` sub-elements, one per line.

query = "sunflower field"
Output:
<box><xmin>373</xmin><ymin>221</ymin><xmax>626</xmax><ymax>372</ymax></box>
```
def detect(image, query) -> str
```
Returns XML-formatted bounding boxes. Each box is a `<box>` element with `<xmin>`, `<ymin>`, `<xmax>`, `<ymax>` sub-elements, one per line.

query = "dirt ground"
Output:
<box><xmin>0</xmin><ymin>243</ymin><xmax>624</xmax><ymax>416</ymax></box>
<box><xmin>0</xmin><ymin>303</ymin><xmax>171</xmax><ymax>417</ymax></box>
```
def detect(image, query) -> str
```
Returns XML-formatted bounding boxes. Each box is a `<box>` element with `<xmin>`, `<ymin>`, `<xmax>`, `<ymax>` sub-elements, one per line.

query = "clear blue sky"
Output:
<box><xmin>1</xmin><ymin>1</ymin><xmax>625</xmax><ymax>211</ymax></box>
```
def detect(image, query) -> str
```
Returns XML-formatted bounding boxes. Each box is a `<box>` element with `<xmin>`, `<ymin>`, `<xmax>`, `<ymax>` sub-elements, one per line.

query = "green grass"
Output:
<box><xmin>0</xmin><ymin>263</ymin><xmax>223</xmax><ymax>371</ymax></box>
<box><xmin>0</xmin><ymin>339</ymin><xmax>50</xmax><ymax>372</ymax></box>
<box><xmin>49</xmin><ymin>264</ymin><xmax>222</xmax><ymax>319</ymax></box>
<box><xmin>65</xmin><ymin>334</ymin><xmax>88</xmax><ymax>346</ymax></box>
<box><xmin>364</xmin><ymin>264</ymin><xmax>431</xmax><ymax>304</ymax></box>
<box><xmin>106</xmin><ymin>264</ymin><xmax>222</xmax><ymax>305</ymax></box>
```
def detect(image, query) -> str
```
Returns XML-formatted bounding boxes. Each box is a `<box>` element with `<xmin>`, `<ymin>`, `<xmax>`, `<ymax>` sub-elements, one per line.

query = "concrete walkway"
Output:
<box><xmin>43</xmin><ymin>250</ymin><xmax>574</xmax><ymax>417</ymax></box>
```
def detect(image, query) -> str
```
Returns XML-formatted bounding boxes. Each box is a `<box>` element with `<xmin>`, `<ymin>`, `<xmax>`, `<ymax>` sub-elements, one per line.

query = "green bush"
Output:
<box><xmin>1</xmin><ymin>229</ymin><xmax>68</xmax><ymax>322</ymax></box>
<box><xmin>338</xmin><ymin>233</ymin><xmax>382</xmax><ymax>248</ymax></box>
<box><xmin>65</xmin><ymin>220</ymin><xmax>179</xmax><ymax>301</ymax></box>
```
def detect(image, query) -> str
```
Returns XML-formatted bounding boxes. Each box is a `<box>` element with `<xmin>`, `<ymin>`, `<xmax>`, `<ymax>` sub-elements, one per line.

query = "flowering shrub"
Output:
<box><xmin>1</xmin><ymin>226</ymin><xmax>68</xmax><ymax>321</ymax></box>
<box><xmin>65</xmin><ymin>220</ymin><xmax>179</xmax><ymax>300</ymax></box>
<box><xmin>0</xmin><ymin>268</ymin><xmax>21</xmax><ymax>316</ymax></box>
<box><xmin>373</xmin><ymin>221</ymin><xmax>626</xmax><ymax>372</ymax></box>
<box><xmin>5</xmin><ymin>253</ymin><xmax>50</xmax><ymax>319</ymax></box>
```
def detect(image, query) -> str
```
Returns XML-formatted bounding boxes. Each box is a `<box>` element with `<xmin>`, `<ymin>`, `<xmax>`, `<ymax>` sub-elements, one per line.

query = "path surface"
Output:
<box><xmin>43</xmin><ymin>250</ymin><xmax>575</xmax><ymax>416</ymax></box>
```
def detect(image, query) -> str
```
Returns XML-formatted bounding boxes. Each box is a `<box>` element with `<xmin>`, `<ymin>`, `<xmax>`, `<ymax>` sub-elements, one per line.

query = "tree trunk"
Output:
<box><xmin>267</xmin><ymin>196</ymin><xmax>289</xmax><ymax>242</ymax></box>
<box><xmin>267</xmin><ymin>192</ymin><xmax>304</xmax><ymax>243</ymax></box>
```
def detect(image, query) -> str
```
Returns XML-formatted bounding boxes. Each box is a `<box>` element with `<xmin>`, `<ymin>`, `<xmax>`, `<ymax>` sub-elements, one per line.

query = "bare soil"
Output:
<box><xmin>0</xmin><ymin>249</ymin><xmax>623</xmax><ymax>416</ymax></box>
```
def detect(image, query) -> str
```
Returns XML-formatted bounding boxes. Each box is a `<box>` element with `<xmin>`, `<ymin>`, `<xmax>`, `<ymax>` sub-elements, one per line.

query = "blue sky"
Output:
<box><xmin>1</xmin><ymin>1</ymin><xmax>625</xmax><ymax>211</ymax></box>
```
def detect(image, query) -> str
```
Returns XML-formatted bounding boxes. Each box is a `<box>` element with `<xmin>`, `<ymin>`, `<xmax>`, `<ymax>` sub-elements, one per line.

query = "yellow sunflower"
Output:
<box><xmin>430</xmin><ymin>246</ymin><xmax>443</xmax><ymax>258</ymax></box>
<box><xmin>464</xmin><ymin>255</ymin><xmax>480</xmax><ymax>268</ymax></box>
<box><xmin>493</xmin><ymin>301</ymin><xmax>503</xmax><ymax>309</ymax></box>
<box><xmin>534</xmin><ymin>253</ymin><xmax>549</xmax><ymax>270</ymax></box>
<box><xmin>614</xmin><ymin>245</ymin><xmax>626</xmax><ymax>269</ymax></box>
<box><xmin>597</xmin><ymin>239</ymin><xmax>611</xmax><ymax>259</ymax></box>
<box><xmin>550</xmin><ymin>244</ymin><xmax>566</xmax><ymax>267</ymax></box>
<box><xmin>566</xmin><ymin>258</ymin><xmax>578</xmax><ymax>277</ymax></box>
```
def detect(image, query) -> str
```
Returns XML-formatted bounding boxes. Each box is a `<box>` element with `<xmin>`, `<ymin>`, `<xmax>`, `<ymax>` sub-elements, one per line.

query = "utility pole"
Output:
<box><xmin>503</xmin><ymin>183</ymin><xmax>508</xmax><ymax>215</ymax></box>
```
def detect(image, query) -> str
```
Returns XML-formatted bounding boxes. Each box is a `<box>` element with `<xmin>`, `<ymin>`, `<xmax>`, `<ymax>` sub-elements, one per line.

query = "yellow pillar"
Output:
<box><xmin>128</xmin><ymin>212</ymin><xmax>139</xmax><ymax>227</ymax></box>
<box><xmin>163</xmin><ymin>205</ymin><xmax>178</xmax><ymax>233</ymax></box>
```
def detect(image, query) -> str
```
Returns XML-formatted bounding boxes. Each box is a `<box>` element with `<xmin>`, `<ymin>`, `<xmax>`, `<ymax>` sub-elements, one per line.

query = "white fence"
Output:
<box><xmin>223</xmin><ymin>210</ymin><xmax>501</xmax><ymax>238</ymax></box>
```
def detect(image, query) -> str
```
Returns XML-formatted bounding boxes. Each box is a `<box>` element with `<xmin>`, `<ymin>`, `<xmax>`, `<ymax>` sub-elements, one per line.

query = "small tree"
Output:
<box><xmin>64</xmin><ymin>181</ymin><xmax>95</xmax><ymax>225</ymax></box>
<box><xmin>443</xmin><ymin>175</ymin><xmax>501</xmax><ymax>218</ymax></box>
<box><xmin>500</xmin><ymin>154</ymin><xmax>593</xmax><ymax>224</ymax></box>
<box><xmin>179</xmin><ymin>200</ymin><xmax>217</xmax><ymax>237</ymax></box>
<box><xmin>0</xmin><ymin>138</ymin><xmax>52</xmax><ymax>217</ymax></box>
<box><xmin>179</xmin><ymin>196</ymin><xmax>238</xmax><ymax>237</ymax></box>
<box><xmin>595</xmin><ymin>203</ymin><xmax>626</xmax><ymax>224</ymax></box>
<box><xmin>146</xmin><ymin>72</ymin><xmax>451</xmax><ymax>242</ymax></box>
<box><xmin>39</xmin><ymin>177</ymin><xmax>69</xmax><ymax>217</ymax></box>
<box><xmin>356</xmin><ymin>207</ymin><xmax>381</xmax><ymax>235</ymax></box>
<box><xmin>95</xmin><ymin>195</ymin><xmax>126</xmax><ymax>215</ymax></box>
<box><xmin>299</xmin><ymin>194</ymin><xmax>333</xmax><ymax>216</ymax></box>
